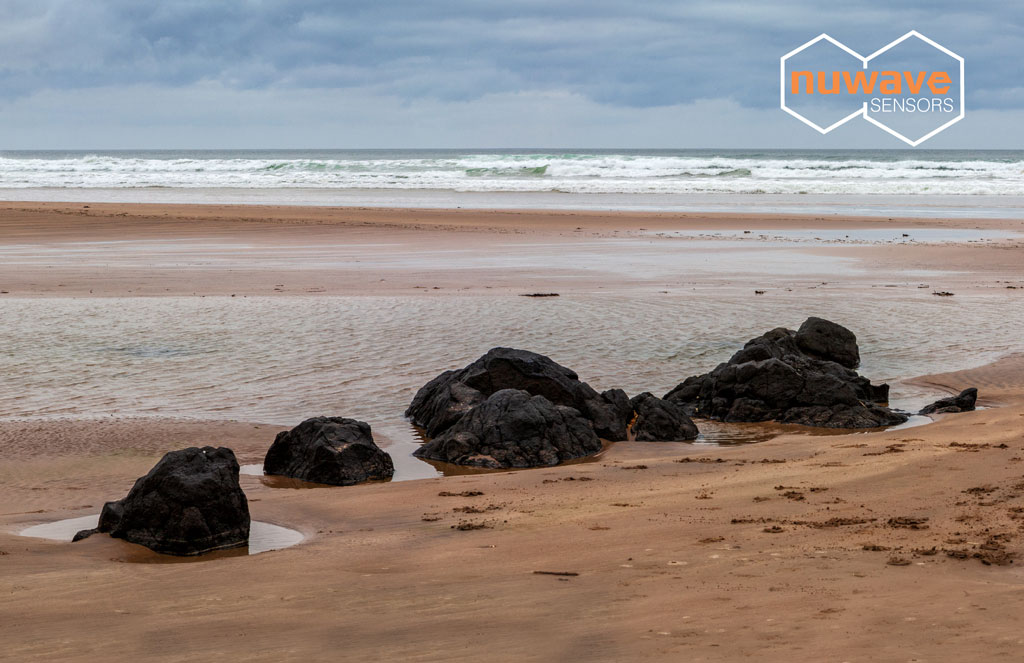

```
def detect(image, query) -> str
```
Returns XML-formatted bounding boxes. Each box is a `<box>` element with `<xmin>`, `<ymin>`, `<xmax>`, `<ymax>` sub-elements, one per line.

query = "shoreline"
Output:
<box><xmin>2</xmin><ymin>189</ymin><xmax>1024</xmax><ymax>219</ymax></box>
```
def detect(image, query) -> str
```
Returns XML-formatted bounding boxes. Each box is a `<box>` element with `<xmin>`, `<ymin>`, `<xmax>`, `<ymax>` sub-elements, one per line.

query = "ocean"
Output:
<box><xmin>1</xmin><ymin>149</ymin><xmax>1023</xmax><ymax>217</ymax></box>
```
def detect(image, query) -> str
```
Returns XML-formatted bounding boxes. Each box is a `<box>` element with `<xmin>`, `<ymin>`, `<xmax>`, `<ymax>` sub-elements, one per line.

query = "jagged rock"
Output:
<box><xmin>406</xmin><ymin>347</ymin><xmax>631</xmax><ymax>440</ymax></box>
<box><xmin>664</xmin><ymin>318</ymin><xmax>907</xmax><ymax>429</ymax></box>
<box><xmin>630</xmin><ymin>392</ymin><xmax>699</xmax><ymax>441</ymax></box>
<box><xmin>264</xmin><ymin>417</ymin><xmax>394</xmax><ymax>486</ymax></box>
<box><xmin>74</xmin><ymin>447</ymin><xmax>250</xmax><ymax>556</ymax></box>
<box><xmin>919</xmin><ymin>388</ymin><xmax>978</xmax><ymax>415</ymax></box>
<box><xmin>413</xmin><ymin>389</ymin><xmax>602</xmax><ymax>468</ymax></box>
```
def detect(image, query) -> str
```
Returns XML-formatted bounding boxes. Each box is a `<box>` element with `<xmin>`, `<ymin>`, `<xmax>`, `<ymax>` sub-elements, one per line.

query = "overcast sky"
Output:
<box><xmin>0</xmin><ymin>0</ymin><xmax>1020</xmax><ymax>149</ymax></box>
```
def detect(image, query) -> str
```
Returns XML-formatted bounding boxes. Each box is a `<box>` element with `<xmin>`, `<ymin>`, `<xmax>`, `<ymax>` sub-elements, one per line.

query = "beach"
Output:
<box><xmin>3</xmin><ymin>201</ymin><xmax>1024</xmax><ymax>661</ymax></box>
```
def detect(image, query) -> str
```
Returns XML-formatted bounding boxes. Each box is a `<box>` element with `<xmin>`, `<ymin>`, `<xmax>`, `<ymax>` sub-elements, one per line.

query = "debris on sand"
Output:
<box><xmin>887</xmin><ymin>516</ymin><xmax>930</xmax><ymax>530</ymax></box>
<box><xmin>698</xmin><ymin>536</ymin><xmax>725</xmax><ymax>544</ymax></box>
<box><xmin>452</xmin><ymin>521</ymin><xmax>491</xmax><ymax>531</ymax></box>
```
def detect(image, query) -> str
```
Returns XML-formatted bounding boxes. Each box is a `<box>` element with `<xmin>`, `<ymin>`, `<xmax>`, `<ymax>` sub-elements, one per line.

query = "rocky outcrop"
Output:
<box><xmin>630</xmin><ymin>392</ymin><xmax>699</xmax><ymax>441</ymax></box>
<box><xmin>919</xmin><ymin>388</ymin><xmax>978</xmax><ymax>415</ymax></box>
<box><xmin>74</xmin><ymin>446</ymin><xmax>250</xmax><ymax>556</ymax></box>
<box><xmin>664</xmin><ymin>318</ymin><xmax>908</xmax><ymax>429</ymax></box>
<box><xmin>264</xmin><ymin>417</ymin><xmax>394</xmax><ymax>486</ymax></box>
<box><xmin>406</xmin><ymin>348</ymin><xmax>632</xmax><ymax>440</ymax></box>
<box><xmin>413</xmin><ymin>389</ymin><xmax>602</xmax><ymax>468</ymax></box>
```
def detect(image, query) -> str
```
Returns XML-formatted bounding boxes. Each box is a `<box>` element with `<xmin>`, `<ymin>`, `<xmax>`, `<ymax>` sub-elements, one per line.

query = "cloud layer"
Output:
<box><xmin>0</xmin><ymin>1</ymin><xmax>1021</xmax><ymax>147</ymax></box>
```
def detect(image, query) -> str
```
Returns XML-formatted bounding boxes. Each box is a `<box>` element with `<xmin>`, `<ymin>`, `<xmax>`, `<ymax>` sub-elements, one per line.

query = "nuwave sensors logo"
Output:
<box><xmin>780</xmin><ymin>31</ymin><xmax>964</xmax><ymax>146</ymax></box>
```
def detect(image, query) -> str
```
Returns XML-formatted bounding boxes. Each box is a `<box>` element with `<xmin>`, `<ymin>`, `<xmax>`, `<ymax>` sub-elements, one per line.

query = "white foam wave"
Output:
<box><xmin>0</xmin><ymin>153</ymin><xmax>1022</xmax><ymax>195</ymax></box>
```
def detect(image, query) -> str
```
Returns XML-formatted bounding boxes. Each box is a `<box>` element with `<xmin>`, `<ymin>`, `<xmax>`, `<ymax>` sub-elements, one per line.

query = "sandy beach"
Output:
<box><xmin>3</xmin><ymin>202</ymin><xmax>1024</xmax><ymax>661</ymax></box>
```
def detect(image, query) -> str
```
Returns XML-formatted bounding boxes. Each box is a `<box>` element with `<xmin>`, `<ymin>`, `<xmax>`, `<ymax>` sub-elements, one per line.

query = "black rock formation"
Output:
<box><xmin>263</xmin><ymin>417</ymin><xmax>394</xmax><ymax>486</ymax></box>
<box><xmin>413</xmin><ymin>389</ymin><xmax>603</xmax><ymax>468</ymax></box>
<box><xmin>919</xmin><ymin>388</ymin><xmax>978</xmax><ymax>415</ymax></box>
<box><xmin>406</xmin><ymin>347</ymin><xmax>632</xmax><ymax>440</ymax></box>
<box><xmin>630</xmin><ymin>392</ymin><xmax>699</xmax><ymax>441</ymax></box>
<box><xmin>664</xmin><ymin>318</ymin><xmax>907</xmax><ymax>429</ymax></box>
<box><xmin>74</xmin><ymin>446</ymin><xmax>250</xmax><ymax>556</ymax></box>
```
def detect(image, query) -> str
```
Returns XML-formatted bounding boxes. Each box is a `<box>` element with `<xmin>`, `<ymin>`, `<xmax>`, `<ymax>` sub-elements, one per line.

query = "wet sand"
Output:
<box><xmin>0</xmin><ymin>201</ymin><xmax>1022</xmax><ymax>297</ymax></box>
<box><xmin>2</xmin><ymin>202</ymin><xmax>1024</xmax><ymax>661</ymax></box>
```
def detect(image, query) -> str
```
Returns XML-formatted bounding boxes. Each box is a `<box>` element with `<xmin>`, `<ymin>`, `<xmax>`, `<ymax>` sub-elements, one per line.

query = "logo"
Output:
<box><xmin>780</xmin><ymin>31</ymin><xmax>964</xmax><ymax>146</ymax></box>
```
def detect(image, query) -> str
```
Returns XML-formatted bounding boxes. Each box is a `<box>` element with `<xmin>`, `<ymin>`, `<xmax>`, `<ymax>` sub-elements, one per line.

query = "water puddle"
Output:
<box><xmin>886</xmin><ymin>414</ymin><xmax>933</xmax><ymax>431</ymax></box>
<box><xmin>19</xmin><ymin>515</ymin><xmax>303</xmax><ymax>560</ymax></box>
<box><xmin>240</xmin><ymin>463</ymin><xmax>396</xmax><ymax>488</ymax></box>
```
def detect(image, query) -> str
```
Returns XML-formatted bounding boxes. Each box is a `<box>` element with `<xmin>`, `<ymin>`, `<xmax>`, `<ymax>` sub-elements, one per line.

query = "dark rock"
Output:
<box><xmin>629</xmin><ymin>392</ymin><xmax>699</xmax><ymax>441</ymax></box>
<box><xmin>264</xmin><ymin>417</ymin><xmax>394</xmax><ymax>486</ymax></box>
<box><xmin>413</xmin><ymin>389</ymin><xmax>602</xmax><ymax>468</ymax></box>
<box><xmin>920</xmin><ymin>388</ymin><xmax>978</xmax><ymax>415</ymax></box>
<box><xmin>592</xmin><ymin>389</ymin><xmax>633</xmax><ymax>442</ymax></box>
<box><xmin>663</xmin><ymin>318</ymin><xmax>907</xmax><ymax>429</ymax></box>
<box><xmin>795</xmin><ymin>316</ymin><xmax>860</xmax><ymax>368</ymax></box>
<box><xmin>72</xmin><ymin>528</ymin><xmax>97</xmax><ymax>542</ymax></box>
<box><xmin>406</xmin><ymin>347</ymin><xmax>631</xmax><ymax>440</ymax></box>
<box><xmin>74</xmin><ymin>447</ymin><xmax>250</xmax><ymax>556</ymax></box>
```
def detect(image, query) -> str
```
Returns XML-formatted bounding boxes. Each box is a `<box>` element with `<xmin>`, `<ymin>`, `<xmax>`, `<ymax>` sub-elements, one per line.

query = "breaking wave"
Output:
<box><xmin>0</xmin><ymin>149</ymin><xmax>1021</xmax><ymax>195</ymax></box>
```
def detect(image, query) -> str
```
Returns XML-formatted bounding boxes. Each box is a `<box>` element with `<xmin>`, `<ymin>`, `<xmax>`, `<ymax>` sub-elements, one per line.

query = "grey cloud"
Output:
<box><xmin>0</xmin><ymin>0</ymin><xmax>1019</xmax><ymax>109</ymax></box>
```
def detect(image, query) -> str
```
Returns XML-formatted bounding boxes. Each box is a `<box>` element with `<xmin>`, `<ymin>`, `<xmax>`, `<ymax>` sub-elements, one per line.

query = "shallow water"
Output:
<box><xmin>1</xmin><ymin>294</ymin><xmax>1019</xmax><ymax>479</ymax></box>
<box><xmin>19</xmin><ymin>515</ymin><xmax>303</xmax><ymax>558</ymax></box>
<box><xmin>655</xmin><ymin>227</ymin><xmax>1020</xmax><ymax>245</ymax></box>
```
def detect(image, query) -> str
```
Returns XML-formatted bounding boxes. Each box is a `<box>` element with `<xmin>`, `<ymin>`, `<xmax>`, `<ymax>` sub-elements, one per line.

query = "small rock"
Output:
<box><xmin>264</xmin><ymin>417</ymin><xmax>394</xmax><ymax>486</ymax></box>
<box><xmin>629</xmin><ymin>392</ymin><xmax>699</xmax><ymax>441</ymax></box>
<box><xmin>919</xmin><ymin>388</ymin><xmax>978</xmax><ymax>415</ymax></box>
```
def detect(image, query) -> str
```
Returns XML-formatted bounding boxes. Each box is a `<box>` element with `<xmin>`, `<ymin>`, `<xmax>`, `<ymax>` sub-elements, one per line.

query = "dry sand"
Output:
<box><xmin>2</xmin><ymin>202</ymin><xmax>1024</xmax><ymax>662</ymax></box>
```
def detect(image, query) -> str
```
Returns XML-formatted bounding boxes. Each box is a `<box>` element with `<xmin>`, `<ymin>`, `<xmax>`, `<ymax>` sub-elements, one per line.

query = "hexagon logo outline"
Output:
<box><xmin>780</xmin><ymin>31</ymin><xmax>965</xmax><ymax>146</ymax></box>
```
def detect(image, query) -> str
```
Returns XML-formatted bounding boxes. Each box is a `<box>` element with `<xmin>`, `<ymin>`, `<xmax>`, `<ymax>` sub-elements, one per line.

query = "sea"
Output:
<box><xmin>1</xmin><ymin>148</ymin><xmax>1023</xmax><ymax>217</ymax></box>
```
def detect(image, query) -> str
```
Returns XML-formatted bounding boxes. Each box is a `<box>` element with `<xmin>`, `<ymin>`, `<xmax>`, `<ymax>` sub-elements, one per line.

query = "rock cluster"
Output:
<box><xmin>664</xmin><ymin>317</ymin><xmax>908</xmax><ymax>429</ymax></box>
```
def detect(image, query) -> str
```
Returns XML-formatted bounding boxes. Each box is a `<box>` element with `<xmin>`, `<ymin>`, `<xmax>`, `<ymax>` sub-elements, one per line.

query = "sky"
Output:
<box><xmin>0</xmin><ymin>0</ymin><xmax>1021</xmax><ymax>149</ymax></box>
